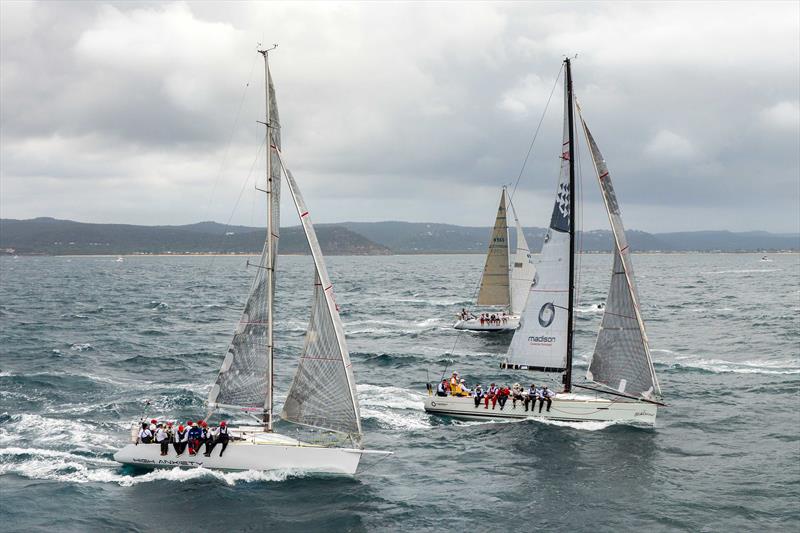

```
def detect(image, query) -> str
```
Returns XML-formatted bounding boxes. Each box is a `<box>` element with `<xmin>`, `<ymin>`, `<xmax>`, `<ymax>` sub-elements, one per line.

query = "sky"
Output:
<box><xmin>1</xmin><ymin>1</ymin><xmax>798</xmax><ymax>233</ymax></box>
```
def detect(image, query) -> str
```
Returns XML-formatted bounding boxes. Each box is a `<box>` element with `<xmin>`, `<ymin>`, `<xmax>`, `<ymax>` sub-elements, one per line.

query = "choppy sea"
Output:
<box><xmin>1</xmin><ymin>253</ymin><xmax>798</xmax><ymax>531</ymax></box>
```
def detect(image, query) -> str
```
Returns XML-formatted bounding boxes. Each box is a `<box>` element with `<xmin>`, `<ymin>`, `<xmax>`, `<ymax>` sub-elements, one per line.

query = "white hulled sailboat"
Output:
<box><xmin>427</xmin><ymin>58</ymin><xmax>663</xmax><ymax>425</ymax></box>
<box><xmin>454</xmin><ymin>188</ymin><xmax>536</xmax><ymax>332</ymax></box>
<box><xmin>115</xmin><ymin>48</ymin><xmax>390</xmax><ymax>474</ymax></box>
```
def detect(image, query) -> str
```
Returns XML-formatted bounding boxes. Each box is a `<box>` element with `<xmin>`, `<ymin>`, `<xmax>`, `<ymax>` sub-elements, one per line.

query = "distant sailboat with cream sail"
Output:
<box><xmin>428</xmin><ymin>57</ymin><xmax>664</xmax><ymax>425</ymax></box>
<box><xmin>454</xmin><ymin>188</ymin><xmax>536</xmax><ymax>332</ymax></box>
<box><xmin>115</xmin><ymin>47</ymin><xmax>390</xmax><ymax>474</ymax></box>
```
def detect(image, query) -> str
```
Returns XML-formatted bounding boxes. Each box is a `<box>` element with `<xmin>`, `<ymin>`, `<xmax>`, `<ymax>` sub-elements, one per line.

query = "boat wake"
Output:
<box><xmin>0</xmin><ymin>447</ymin><xmax>303</xmax><ymax>486</ymax></box>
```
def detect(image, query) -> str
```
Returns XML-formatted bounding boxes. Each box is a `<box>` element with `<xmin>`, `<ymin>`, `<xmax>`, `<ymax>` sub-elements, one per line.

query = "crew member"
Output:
<box><xmin>138</xmin><ymin>422</ymin><xmax>153</xmax><ymax>444</ymax></box>
<box><xmin>539</xmin><ymin>385</ymin><xmax>556</xmax><ymax>413</ymax></box>
<box><xmin>154</xmin><ymin>423</ymin><xmax>169</xmax><ymax>456</ymax></box>
<box><xmin>484</xmin><ymin>383</ymin><xmax>499</xmax><ymax>409</ymax></box>
<box><xmin>173</xmin><ymin>424</ymin><xmax>188</xmax><ymax>455</ymax></box>
<box><xmin>472</xmin><ymin>384</ymin><xmax>484</xmax><ymax>408</ymax></box>
<box><xmin>497</xmin><ymin>385</ymin><xmax>510</xmax><ymax>410</ymax></box>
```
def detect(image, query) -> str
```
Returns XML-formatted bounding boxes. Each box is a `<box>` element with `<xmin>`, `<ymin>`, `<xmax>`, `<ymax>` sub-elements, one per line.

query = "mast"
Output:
<box><xmin>503</xmin><ymin>187</ymin><xmax>512</xmax><ymax>309</ymax></box>
<box><xmin>259</xmin><ymin>45</ymin><xmax>276</xmax><ymax>431</ymax></box>
<box><xmin>564</xmin><ymin>57</ymin><xmax>576</xmax><ymax>393</ymax></box>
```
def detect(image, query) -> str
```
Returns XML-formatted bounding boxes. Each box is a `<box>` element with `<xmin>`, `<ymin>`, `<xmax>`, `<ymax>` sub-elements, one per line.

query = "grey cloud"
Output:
<box><xmin>1</xmin><ymin>1</ymin><xmax>798</xmax><ymax>232</ymax></box>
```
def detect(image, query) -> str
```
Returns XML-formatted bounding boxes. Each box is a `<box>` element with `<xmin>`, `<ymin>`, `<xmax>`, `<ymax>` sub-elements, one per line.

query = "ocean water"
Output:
<box><xmin>0</xmin><ymin>253</ymin><xmax>798</xmax><ymax>531</ymax></box>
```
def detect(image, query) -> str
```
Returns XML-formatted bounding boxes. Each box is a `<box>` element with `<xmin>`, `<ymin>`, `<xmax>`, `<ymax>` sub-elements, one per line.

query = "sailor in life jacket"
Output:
<box><xmin>204</xmin><ymin>421</ymin><xmax>230</xmax><ymax>457</ymax></box>
<box><xmin>203</xmin><ymin>423</ymin><xmax>218</xmax><ymax>456</ymax></box>
<box><xmin>138</xmin><ymin>422</ymin><xmax>153</xmax><ymax>444</ymax></box>
<box><xmin>173</xmin><ymin>424</ymin><xmax>188</xmax><ymax>455</ymax></box>
<box><xmin>154</xmin><ymin>423</ymin><xmax>169</xmax><ymax>456</ymax></box>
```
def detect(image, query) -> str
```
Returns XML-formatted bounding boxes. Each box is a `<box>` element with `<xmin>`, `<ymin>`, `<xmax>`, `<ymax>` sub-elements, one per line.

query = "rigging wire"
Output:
<box><xmin>202</xmin><ymin>53</ymin><xmax>260</xmax><ymax>220</ymax></box>
<box><xmin>508</xmin><ymin>63</ymin><xmax>564</xmax><ymax>203</ymax></box>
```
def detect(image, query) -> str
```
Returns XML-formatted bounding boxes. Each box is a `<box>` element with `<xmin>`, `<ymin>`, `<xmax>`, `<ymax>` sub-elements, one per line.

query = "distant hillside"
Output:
<box><xmin>1</xmin><ymin>218</ymin><xmax>796</xmax><ymax>255</ymax></box>
<box><xmin>0</xmin><ymin>218</ymin><xmax>391</xmax><ymax>256</ymax></box>
<box><xmin>339</xmin><ymin>222</ymin><xmax>797</xmax><ymax>253</ymax></box>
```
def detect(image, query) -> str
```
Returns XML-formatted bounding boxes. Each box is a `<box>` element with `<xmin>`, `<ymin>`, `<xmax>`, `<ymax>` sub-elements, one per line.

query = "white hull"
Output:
<box><xmin>424</xmin><ymin>393</ymin><xmax>657</xmax><ymax>426</ymax></box>
<box><xmin>114</xmin><ymin>429</ymin><xmax>369</xmax><ymax>475</ymax></box>
<box><xmin>454</xmin><ymin>315</ymin><xmax>519</xmax><ymax>331</ymax></box>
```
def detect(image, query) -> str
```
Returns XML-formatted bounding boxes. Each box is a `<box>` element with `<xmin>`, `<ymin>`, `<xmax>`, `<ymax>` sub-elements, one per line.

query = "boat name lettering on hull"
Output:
<box><xmin>132</xmin><ymin>458</ymin><xmax>204</xmax><ymax>467</ymax></box>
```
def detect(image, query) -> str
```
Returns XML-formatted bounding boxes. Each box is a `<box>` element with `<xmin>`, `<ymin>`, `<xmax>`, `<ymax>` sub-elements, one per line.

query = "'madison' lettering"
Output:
<box><xmin>528</xmin><ymin>336</ymin><xmax>556</xmax><ymax>343</ymax></box>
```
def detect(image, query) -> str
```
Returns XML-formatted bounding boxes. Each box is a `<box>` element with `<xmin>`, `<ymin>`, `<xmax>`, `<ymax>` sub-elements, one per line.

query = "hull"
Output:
<box><xmin>454</xmin><ymin>315</ymin><xmax>519</xmax><ymax>332</ymax></box>
<box><xmin>114</xmin><ymin>430</ymin><xmax>364</xmax><ymax>475</ymax></box>
<box><xmin>424</xmin><ymin>393</ymin><xmax>657</xmax><ymax>426</ymax></box>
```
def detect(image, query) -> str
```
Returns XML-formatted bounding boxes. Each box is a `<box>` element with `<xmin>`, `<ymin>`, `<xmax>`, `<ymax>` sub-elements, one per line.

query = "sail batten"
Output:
<box><xmin>579</xmin><ymin>111</ymin><xmax>661</xmax><ymax>399</ymax></box>
<box><xmin>477</xmin><ymin>190</ymin><xmax>510</xmax><ymax>307</ymax></box>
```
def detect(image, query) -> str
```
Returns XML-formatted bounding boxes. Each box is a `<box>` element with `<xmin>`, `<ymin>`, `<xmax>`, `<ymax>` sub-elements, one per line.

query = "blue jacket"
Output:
<box><xmin>188</xmin><ymin>426</ymin><xmax>202</xmax><ymax>439</ymax></box>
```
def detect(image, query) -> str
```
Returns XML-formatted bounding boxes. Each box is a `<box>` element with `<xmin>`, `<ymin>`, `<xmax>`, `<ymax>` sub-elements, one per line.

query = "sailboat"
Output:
<box><xmin>115</xmin><ymin>47</ymin><xmax>390</xmax><ymax>474</ymax></box>
<box><xmin>427</xmin><ymin>58</ymin><xmax>663</xmax><ymax>425</ymax></box>
<box><xmin>454</xmin><ymin>188</ymin><xmax>536</xmax><ymax>331</ymax></box>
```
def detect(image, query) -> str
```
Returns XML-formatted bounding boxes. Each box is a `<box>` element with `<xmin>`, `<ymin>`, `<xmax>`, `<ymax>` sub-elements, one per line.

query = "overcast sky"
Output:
<box><xmin>1</xmin><ymin>1</ymin><xmax>798</xmax><ymax>233</ymax></box>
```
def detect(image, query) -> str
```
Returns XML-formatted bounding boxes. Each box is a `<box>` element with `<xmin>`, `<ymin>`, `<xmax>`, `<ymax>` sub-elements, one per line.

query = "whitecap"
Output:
<box><xmin>69</xmin><ymin>343</ymin><xmax>93</xmax><ymax>352</ymax></box>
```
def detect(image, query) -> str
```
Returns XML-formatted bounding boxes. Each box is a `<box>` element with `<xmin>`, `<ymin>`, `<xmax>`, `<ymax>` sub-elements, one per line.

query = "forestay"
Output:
<box><xmin>508</xmin><ymin>199</ymin><xmax>536</xmax><ymax>315</ymax></box>
<box><xmin>580</xmin><ymin>113</ymin><xmax>661</xmax><ymax>399</ymax></box>
<box><xmin>207</xmin><ymin>69</ymin><xmax>282</xmax><ymax>412</ymax></box>
<box><xmin>504</xmin><ymin>84</ymin><xmax>573</xmax><ymax>372</ymax></box>
<box><xmin>277</xmin><ymin>154</ymin><xmax>362</xmax><ymax>437</ymax></box>
<box><xmin>477</xmin><ymin>190</ymin><xmax>510</xmax><ymax>307</ymax></box>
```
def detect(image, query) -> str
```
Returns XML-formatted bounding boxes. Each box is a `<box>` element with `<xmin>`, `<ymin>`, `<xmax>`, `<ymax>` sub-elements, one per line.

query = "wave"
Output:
<box><xmin>701</xmin><ymin>268</ymin><xmax>782</xmax><ymax>275</ymax></box>
<box><xmin>70</xmin><ymin>343</ymin><xmax>94</xmax><ymax>352</ymax></box>
<box><xmin>357</xmin><ymin>384</ymin><xmax>431</xmax><ymax>430</ymax></box>
<box><xmin>0</xmin><ymin>449</ymin><xmax>303</xmax><ymax>486</ymax></box>
<box><xmin>655</xmin><ymin>356</ymin><xmax>800</xmax><ymax>375</ymax></box>
<box><xmin>148</xmin><ymin>301</ymin><xmax>169</xmax><ymax>310</ymax></box>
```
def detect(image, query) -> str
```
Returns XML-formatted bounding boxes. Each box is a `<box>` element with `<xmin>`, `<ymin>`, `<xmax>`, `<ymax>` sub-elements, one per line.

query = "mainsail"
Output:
<box><xmin>508</xmin><ymin>199</ymin><xmax>536</xmax><ymax>315</ymax></box>
<box><xmin>477</xmin><ymin>189</ymin><xmax>510</xmax><ymax>307</ymax></box>
<box><xmin>278</xmin><ymin>157</ymin><xmax>362</xmax><ymax>437</ymax></box>
<box><xmin>504</xmin><ymin>79</ymin><xmax>573</xmax><ymax>371</ymax></box>
<box><xmin>579</xmin><ymin>113</ymin><xmax>661</xmax><ymax>399</ymax></box>
<box><xmin>207</xmin><ymin>65</ymin><xmax>282</xmax><ymax>413</ymax></box>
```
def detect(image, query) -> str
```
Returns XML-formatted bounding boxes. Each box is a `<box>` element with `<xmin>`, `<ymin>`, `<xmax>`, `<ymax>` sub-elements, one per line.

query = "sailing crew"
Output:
<box><xmin>538</xmin><ymin>385</ymin><xmax>556</xmax><ymax>413</ymax></box>
<box><xmin>497</xmin><ymin>385</ymin><xmax>510</xmax><ymax>410</ymax></box>
<box><xmin>149</xmin><ymin>419</ymin><xmax>157</xmax><ymax>433</ymax></box>
<box><xmin>450</xmin><ymin>372</ymin><xmax>460</xmax><ymax>391</ymax></box>
<box><xmin>203</xmin><ymin>422</ymin><xmax>218</xmax><ymax>455</ymax></box>
<box><xmin>436</xmin><ymin>379</ymin><xmax>449</xmax><ymax>396</ymax></box>
<box><xmin>511</xmin><ymin>383</ymin><xmax>525</xmax><ymax>409</ymax></box>
<box><xmin>173</xmin><ymin>424</ymin><xmax>188</xmax><ymax>455</ymax></box>
<box><xmin>472</xmin><ymin>384</ymin><xmax>484</xmax><ymax>407</ymax></box>
<box><xmin>187</xmin><ymin>421</ymin><xmax>202</xmax><ymax>455</ymax></box>
<box><xmin>524</xmin><ymin>384</ymin><xmax>538</xmax><ymax>412</ymax></box>
<box><xmin>458</xmin><ymin>378</ymin><xmax>471</xmax><ymax>396</ymax></box>
<box><xmin>484</xmin><ymin>383</ymin><xmax>499</xmax><ymax>409</ymax></box>
<box><xmin>214</xmin><ymin>421</ymin><xmax>230</xmax><ymax>457</ymax></box>
<box><xmin>138</xmin><ymin>422</ymin><xmax>153</xmax><ymax>444</ymax></box>
<box><xmin>155</xmin><ymin>423</ymin><xmax>169</xmax><ymax>456</ymax></box>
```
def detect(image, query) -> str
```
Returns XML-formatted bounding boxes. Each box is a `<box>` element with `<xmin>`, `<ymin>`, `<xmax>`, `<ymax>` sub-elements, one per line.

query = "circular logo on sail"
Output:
<box><xmin>538</xmin><ymin>302</ymin><xmax>555</xmax><ymax>327</ymax></box>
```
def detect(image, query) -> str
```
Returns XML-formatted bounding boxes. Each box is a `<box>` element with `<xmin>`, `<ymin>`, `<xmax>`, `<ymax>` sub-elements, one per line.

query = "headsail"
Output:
<box><xmin>477</xmin><ymin>189</ymin><xmax>510</xmax><ymax>307</ymax></box>
<box><xmin>508</xmin><ymin>199</ymin><xmax>536</xmax><ymax>315</ymax></box>
<box><xmin>579</xmin><ymin>111</ymin><xmax>661</xmax><ymax>399</ymax></box>
<box><xmin>277</xmin><ymin>152</ymin><xmax>362</xmax><ymax>438</ymax></box>
<box><xmin>207</xmin><ymin>63</ymin><xmax>282</xmax><ymax>414</ymax></box>
<box><xmin>504</xmin><ymin>77</ymin><xmax>573</xmax><ymax>372</ymax></box>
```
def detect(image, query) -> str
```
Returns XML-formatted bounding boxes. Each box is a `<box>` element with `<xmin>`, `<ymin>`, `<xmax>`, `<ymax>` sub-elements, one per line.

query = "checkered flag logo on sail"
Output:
<box><xmin>557</xmin><ymin>182</ymin><xmax>570</xmax><ymax>218</ymax></box>
<box><xmin>549</xmin><ymin>179</ymin><xmax>570</xmax><ymax>232</ymax></box>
